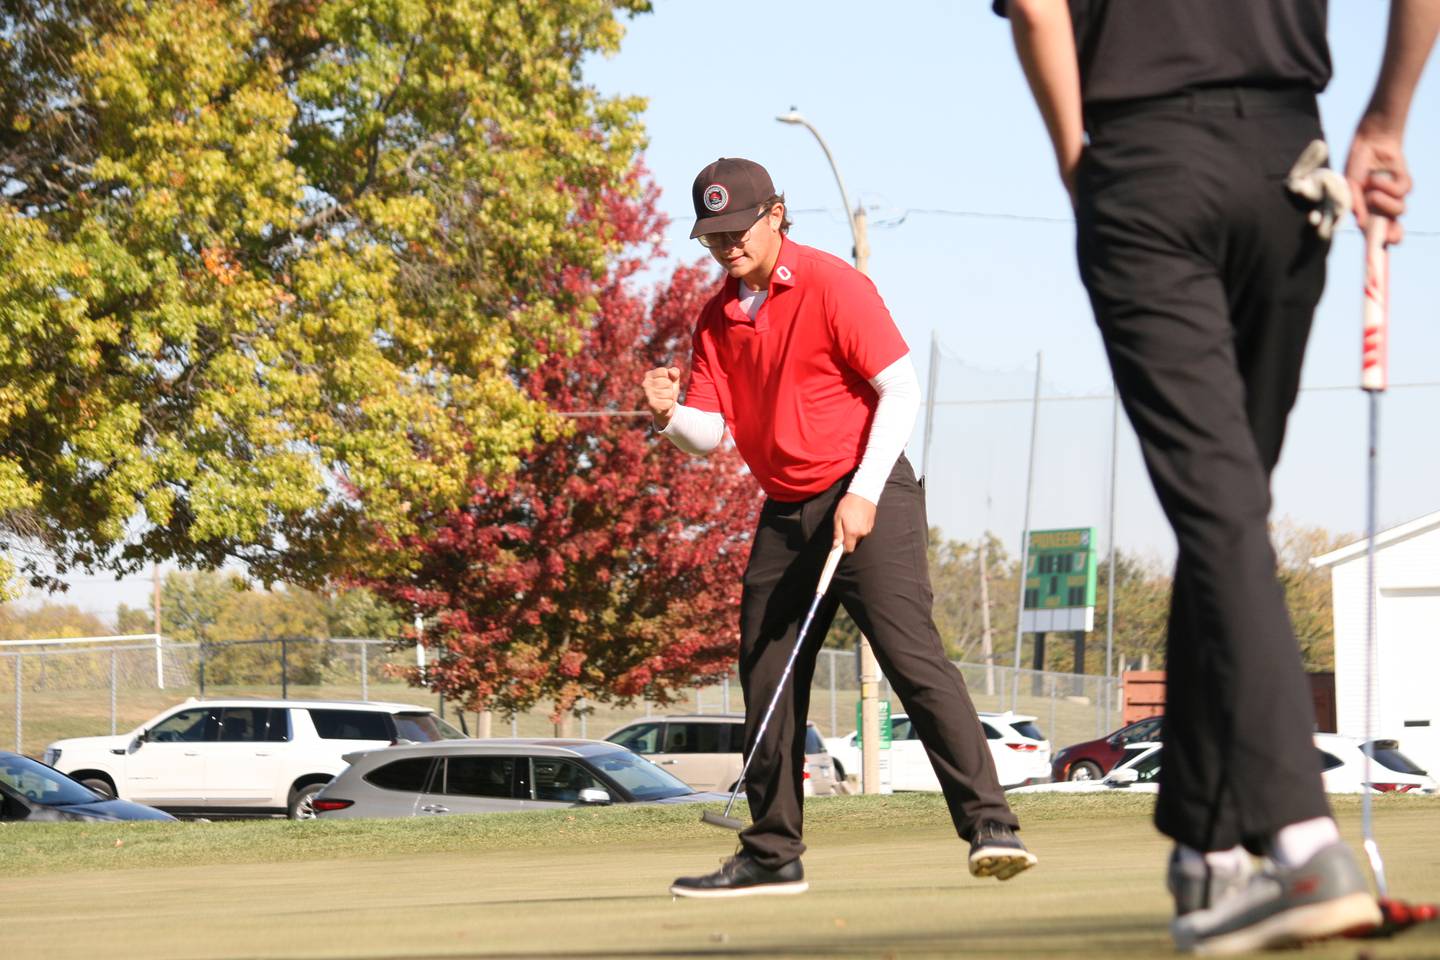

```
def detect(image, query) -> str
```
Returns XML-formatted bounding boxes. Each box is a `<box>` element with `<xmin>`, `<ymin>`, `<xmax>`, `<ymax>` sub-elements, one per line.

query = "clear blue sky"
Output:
<box><xmin>584</xmin><ymin>0</ymin><xmax>1440</xmax><ymax>564</ymax></box>
<box><xmin>34</xmin><ymin>1</ymin><xmax>1440</xmax><ymax>619</ymax></box>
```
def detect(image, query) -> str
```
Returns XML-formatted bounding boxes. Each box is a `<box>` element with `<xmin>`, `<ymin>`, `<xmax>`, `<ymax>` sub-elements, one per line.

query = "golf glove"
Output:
<box><xmin>1285</xmin><ymin>139</ymin><xmax>1351</xmax><ymax>241</ymax></box>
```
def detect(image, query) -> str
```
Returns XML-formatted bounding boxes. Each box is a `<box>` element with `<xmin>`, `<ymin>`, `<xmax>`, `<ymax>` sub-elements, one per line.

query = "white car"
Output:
<box><xmin>1010</xmin><ymin>741</ymin><xmax>1162</xmax><ymax>795</ymax></box>
<box><xmin>1010</xmin><ymin>735</ymin><xmax>1437</xmax><ymax>796</ymax></box>
<box><xmin>1316</xmin><ymin>734</ymin><xmax>1438</xmax><ymax>794</ymax></box>
<box><xmin>43</xmin><ymin>698</ymin><xmax>464</xmax><ymax>818</ymax></box>
<box><xmin>312</xmin><ymin>739</ymin><xmax>730</xmax><ymax>818</ymax></box>
<box><xmin>604</xmin><ymin>715</ymin><xmax>839</xmax><ymax>796</ymax></box>
<box><xmin>824</xmin><ymin>711</ymin><xmax>1051</xmax><ymax>790</ymax></box>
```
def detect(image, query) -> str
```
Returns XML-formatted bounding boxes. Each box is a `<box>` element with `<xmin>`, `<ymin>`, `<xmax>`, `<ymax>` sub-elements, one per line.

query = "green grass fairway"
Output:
<box><xmin>4</xmin><ymin>794</ymin><xmax>1439</xmax><ymax>959</ymax></box>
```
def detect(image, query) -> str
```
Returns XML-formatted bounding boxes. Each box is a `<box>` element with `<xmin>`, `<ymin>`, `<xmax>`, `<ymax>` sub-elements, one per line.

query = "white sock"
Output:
<box><xmin>1176</xmin><ymin>844</ymin><xmax>1250</xmax><ymax>875</ymax></box>
<box><xmin>1204</xmin><ymin>846</ymin><xmax>1252</xmax><ymax>875</ymax></box>
<box><xmin>1270</xmin><ymin>817</ymin><xmax>1341</xmax><ymax>869</ymax></box>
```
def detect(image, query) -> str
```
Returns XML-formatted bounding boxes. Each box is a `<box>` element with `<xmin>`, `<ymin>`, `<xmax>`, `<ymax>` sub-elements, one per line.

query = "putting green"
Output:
<box><xmin>3</xmin><ymin>794</ymin><xmax>1437</xmax><ymax>959</ymax></box>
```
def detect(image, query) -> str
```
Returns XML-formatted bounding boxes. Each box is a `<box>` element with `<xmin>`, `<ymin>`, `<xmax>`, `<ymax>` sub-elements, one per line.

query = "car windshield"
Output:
<box><xmin>1366</xmin><ymin>741</ymin><xmax>1428</xmax><ymax>776</ymax></box>
<box><xmin>1120</xmin><ymin>748</ymin><xmax>1162</xmax><ymax>783</ymax></box>
<box><xmin>394</xmin><ymin>712</ymin><xmax>465</xmax><ymax>742</ymax></box>
<box><xmin>1116</xmin><ymin>717</ymin><xmax>1162</xmax><ymax>744</ymax></box>
<box><xmin>1010</xmin><ymin>720</ymin><xmax>1044</xmax><ymax>741</ymax></box>
<box><xmin>0</xmin><ymin>754</ymin><xmax>101</xmax><ymax>807</ymax></box>
<box><xmin>804</xmin><ymin>727</ymin><xmax>825</xmax><ymax>754</ymax></box>
<box><xmin>587</xmin><ymin>749</ymin><xmax>694</xmax><ymax>801</ymax></box>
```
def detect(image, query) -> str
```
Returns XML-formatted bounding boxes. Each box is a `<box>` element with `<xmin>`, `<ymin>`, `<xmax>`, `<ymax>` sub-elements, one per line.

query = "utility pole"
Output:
<box><xmin>851</xmin><ymin>199</ymin><xmax>870</xmax><ymax>276</ymax></box>
<box><xmin>848</xmin><ymin>197</ymin><xmax>882</xmax><ymax>795</ymax></box>
<box><xmin>778</xmin><ymin>108</ymin><xmax>884</xmax><ymax>795</ymax></box>
<box><xmin>152</xmin><ymin>563</ymin><xmax>165</xmax><ymax>689</ymax></box>
<box><xmin>979</xmin><ymin>534</ymin><xmax>995</xmax><ymax>696</ymax></box>
<box><xmin>1011</xmin><ymin>354</ymin><xmax>1042</xmax><ymax>710</ymax></box>
<box><xmin>1105</xmin><ymin>391</ymin><xmax>1120</xmax><ymax>728</ymax></box>
<box><xmin>922</xmin><ymin>330</ymin><xmax>940</xmax><ymax>481</ymax></box>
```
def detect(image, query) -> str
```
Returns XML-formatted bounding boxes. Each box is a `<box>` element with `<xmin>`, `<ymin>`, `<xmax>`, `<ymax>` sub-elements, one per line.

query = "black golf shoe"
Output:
<box><xmin>968</xmin><ymin>820</ymin><xmax>1038</xmax><ymax>880</ymax></box>
<box><xmin>670</xmin><ymin>851</ymin><xmax>808</xmax><ymax>899</ymax></box>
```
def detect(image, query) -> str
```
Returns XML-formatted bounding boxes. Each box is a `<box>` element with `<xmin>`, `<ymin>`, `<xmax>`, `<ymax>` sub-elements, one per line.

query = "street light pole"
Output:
<box><xmin>777</xmin><ymin>109</ymin><xmax>870</xmax><ymax>273</ymax></box>
<box><xmin>777</xmin><ymin>108</ymin><xmax>881</xmax><ymax>796</ymax></box>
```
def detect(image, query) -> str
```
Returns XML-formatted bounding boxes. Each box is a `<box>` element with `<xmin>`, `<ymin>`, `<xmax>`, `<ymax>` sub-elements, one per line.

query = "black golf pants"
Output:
<box><xmin>737</xmin><ymin>454</ymin><xmax>1015</xmax><ymax>869</ymax></box>
<box><xmin>1076</xmin><ymin>86</ymin><xmax>1333</xmax><ymax>852</ymax></box>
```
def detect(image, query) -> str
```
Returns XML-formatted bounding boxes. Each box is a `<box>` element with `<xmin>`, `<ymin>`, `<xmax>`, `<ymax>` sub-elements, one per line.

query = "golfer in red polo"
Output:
<box><xmin>643</xmin><ymin>157</ymin><xmax>1035</xmax><ymax>898</ymax></box>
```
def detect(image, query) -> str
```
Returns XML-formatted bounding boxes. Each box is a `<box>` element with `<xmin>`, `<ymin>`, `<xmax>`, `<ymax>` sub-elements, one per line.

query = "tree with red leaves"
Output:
<box><xmin>365</xmin><ymin>179</ymin><xmax>759</xmax><ymax>720</ymax></box>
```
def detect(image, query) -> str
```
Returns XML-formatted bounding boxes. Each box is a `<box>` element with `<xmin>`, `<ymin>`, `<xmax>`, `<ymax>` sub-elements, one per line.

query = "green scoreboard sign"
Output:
<box><xmin>1020</xmin><ymin>527</ymin><xmax>1097</xmax><ymax>633</ymax></box>
<box><xmin>854</xmin><ymin>699</ymin><xmax>892</xmax><ymax>748</ymax></box>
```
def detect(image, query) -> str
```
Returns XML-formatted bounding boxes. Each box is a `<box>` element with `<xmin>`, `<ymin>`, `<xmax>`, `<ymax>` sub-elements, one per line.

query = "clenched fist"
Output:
<box><xmin>643</xmin><ymin>366</ymin><xmax>682</xmax><ymax>428</ymax></box>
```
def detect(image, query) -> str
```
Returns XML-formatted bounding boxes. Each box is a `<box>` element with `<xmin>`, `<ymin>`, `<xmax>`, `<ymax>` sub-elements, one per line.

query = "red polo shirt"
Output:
<box><xmin>684</xmin><ymin>237</ymin><xmax>909</xmax><ymax>501</ymax></box>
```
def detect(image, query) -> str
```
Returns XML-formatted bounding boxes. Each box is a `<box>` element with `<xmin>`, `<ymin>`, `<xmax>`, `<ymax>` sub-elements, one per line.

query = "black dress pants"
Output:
<box><xmin>1076</xmin><ymin>86</ymin><xmax>1333</xmax><ymax>852</ymax></box>
<box><xmin>737</xmin><ymin>454</ymin><xmax>1015</xmax><ymax>869</ymax></box>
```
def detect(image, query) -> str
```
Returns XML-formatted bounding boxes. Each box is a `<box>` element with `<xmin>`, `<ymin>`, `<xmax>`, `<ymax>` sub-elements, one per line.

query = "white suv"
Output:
<box><xmin>823</xmin><ymin>710</ymin><xmax>1052</xmax><ymax>790</ymax></box>
<box><xmin>42</xmin><ymin>698</ymin><xmax>464</xmax><ymax>818</ymax></box>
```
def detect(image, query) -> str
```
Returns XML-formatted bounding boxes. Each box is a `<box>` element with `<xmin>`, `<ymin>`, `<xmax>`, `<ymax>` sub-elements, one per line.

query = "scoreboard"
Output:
<box><xmin>1020</xmin><ymin>527</ymin><xmax>1097</xmax><ymax>633</ymax></box>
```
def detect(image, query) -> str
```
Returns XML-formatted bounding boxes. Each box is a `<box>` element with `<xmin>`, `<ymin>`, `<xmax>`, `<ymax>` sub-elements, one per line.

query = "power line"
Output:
<box><xmin>925</xmin><ymin>380</ymin><xmax>1440</xmax><ymax>407</ymax></box>
<box><xmin>558</xmin><ymin>410</ymin><xmax>650</xmax><ymax>418</ymax></box>
<box><xmin>784</xmin><ymin>206</ymin><xmax>1071</xmax><ymax>226</ymax></box>
<box><xmin>556</xmin><ymin>381</ymin><xmax>1440</xmax><ymax>420</ymax></box>
<box><xmin>760</xmin><ymin>206</ymin><xmax>1440</xmax><ymax>237</ymax></box>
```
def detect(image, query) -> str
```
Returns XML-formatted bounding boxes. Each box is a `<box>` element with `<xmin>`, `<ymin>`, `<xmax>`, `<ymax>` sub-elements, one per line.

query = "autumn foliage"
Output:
<box><xmin>0</xmin><ymin>0</ymin><xmax>651</xmax><ymax>595</ymax></box>
<box><xmin>364</xmin><ymin>180</ymin><xmax>759</xmax><ymax>718</ymax></box>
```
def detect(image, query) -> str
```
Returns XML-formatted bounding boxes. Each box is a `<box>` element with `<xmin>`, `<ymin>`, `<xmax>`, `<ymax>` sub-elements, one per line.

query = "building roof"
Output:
<box><xmin>1310</xmin><ymin>509</ymin><xmax>1440</xmax><ymax>569</ymax></box>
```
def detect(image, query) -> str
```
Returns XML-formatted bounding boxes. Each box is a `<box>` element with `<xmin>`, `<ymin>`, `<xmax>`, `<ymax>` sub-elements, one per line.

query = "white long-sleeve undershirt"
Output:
<box><xmin>658</xmin><ymin>402</ymin><xmax>727</xmax><ymax>455</ymax></box>
<box><xmin>847</xmin><ymin>353</ymin><xmax>921</xmax><ymax>505</ymax></box>
<box><xmin>658</xmin><ymin>353</ymin><xmax>921</xmax><ymax>506</ymax></box>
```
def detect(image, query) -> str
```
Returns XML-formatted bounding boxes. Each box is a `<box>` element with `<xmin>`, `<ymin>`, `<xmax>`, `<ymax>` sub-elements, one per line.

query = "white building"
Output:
<box><xmin>1312</xmin><ymin>510</ymin><xmax>1440</xmax><ymax>779</ymax></box>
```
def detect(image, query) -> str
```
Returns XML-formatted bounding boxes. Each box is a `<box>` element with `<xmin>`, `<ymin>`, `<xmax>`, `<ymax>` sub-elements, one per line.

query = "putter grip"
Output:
<box><xmin>1361</xmin><ymin>203</ymin><xmax>1391</xmax><ymax>394</ymax></box>
<box><xmin>815</xmin><ymin>543</ymin><xmax>844</xmax><ymax>596</ymax></box>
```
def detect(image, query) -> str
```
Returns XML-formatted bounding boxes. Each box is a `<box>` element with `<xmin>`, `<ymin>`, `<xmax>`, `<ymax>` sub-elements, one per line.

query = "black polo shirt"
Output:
<box><xmin>993</xmin><ymin>0</ymin><xmax>1331</xmax><ymax>104</ymax></box>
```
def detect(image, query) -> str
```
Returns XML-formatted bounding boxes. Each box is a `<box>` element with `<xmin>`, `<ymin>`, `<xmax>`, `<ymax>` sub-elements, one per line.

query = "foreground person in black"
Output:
<box><xmin>999</xmin><ymin>0</ymin><xmax>1438</xmax><ymax>952</ymax></box>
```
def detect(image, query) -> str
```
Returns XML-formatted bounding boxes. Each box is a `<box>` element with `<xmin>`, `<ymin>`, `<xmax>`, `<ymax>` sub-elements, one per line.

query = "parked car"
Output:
<box><xmin>1</xmin><ymin>751</ymin><xmax>175</xmax><ymax>822</ymax></box>
<box><xmin>1050</xmin><ymin>714</ymin><xmax>1164</xmax><ymax>782</ymax></box>
<box><xmin>311</xmin><ymin>739</ymin><xmax>729</xmax><ymax>818</ymax></box>
<box><xmin>1316</xmin><ymin>734</ymin><xmax>1438</xmax><ymax>794</ymax></box>
<box><xmin>1013</xmin><ymin>735</ymin><xmax>1438</xmax><ymax>796</ymax></box>
<box><xmin>1010</xmin><ymin>742</ymin><xmax>1162</xmax><ymax>795</ymax></box>
<box><xmin>43</xmin><ymin>698</ymin><xmax>465</xmax><ymax>819</ymax></box>
<box><xmin>604</xmin><ymin>714</ymin><xmax>839</xmax><ymax>796</ymax></box>
<box><xmin>823</xmin><ymin>711</ymin><xmax>1051</xmax><ymax>791</ymax></box>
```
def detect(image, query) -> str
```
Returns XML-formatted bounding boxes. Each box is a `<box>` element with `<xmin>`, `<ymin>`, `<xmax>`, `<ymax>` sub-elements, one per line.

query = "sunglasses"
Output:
<box><xmin>697</xmin><ymin>205</ymin><xmax>772</xmax><ymax>250</ymax></box>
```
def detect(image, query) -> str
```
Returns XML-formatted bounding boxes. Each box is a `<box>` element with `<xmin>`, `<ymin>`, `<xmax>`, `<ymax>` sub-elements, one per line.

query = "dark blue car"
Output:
<box><xmin>0</xmin><ymin>751</ymin><xmax>175</xmax><ymax>822</ymax></box>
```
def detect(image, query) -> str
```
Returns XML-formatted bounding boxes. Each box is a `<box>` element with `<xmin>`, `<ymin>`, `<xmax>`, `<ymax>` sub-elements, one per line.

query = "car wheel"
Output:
<box><xmin>80</xmin><ymin>777</ymin><xmax>116</xmax><ymax>798</ymax></box>
<box><xmin>832</xmin><ymin>759</ymin><xmax>846</xmax><ymax>782</ymax></box>
<box><xmin>1067</xmin><ymin>761</ymin><xmax>1103</xmax><ymax>782</ymax></box>
<box><xmin>288</xmin><ymin>783</ymin><xmax>326</xmax><ymax>820</ymax></box>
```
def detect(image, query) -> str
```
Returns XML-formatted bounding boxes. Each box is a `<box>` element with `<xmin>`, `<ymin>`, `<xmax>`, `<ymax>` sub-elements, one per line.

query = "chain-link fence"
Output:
<box><xmin>0</xmin><ymin>637</ymin><xmax>1119</xmax><ymax>759</ymax></box>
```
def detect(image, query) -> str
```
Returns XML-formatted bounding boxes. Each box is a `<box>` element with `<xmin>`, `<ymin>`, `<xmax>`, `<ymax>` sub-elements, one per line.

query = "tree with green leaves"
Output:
<box><xmin>1272</xmin><ymin>517</ymin><xmax>1348</xmax><ymax>671</ymax></box>
<box><xmin>362</xmin><ymin>179</ymin><xmax>758</xmax><ymax>721</ymax></box>
<box><xmin>0</xmin><ymin>602</ymin><xmax>110</xmax><ymax>640</ymax></box>
<box><xmin>0</xmin><ymin>0</ymin><xmax>651</xmax><ymax>593</ymax></box>
<box><xmin>121</xmin><ymin>570</ymin><xmax>405</xmax><ymax>683</ymax></box>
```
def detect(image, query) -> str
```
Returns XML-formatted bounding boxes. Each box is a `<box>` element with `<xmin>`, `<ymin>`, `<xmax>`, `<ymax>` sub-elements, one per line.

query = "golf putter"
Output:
<box><xmin>701</xmin><ymin>542</ymin><xmax>845</xmax><ymax>832</ymax></box>
<box><xmin>1350</xmin><ymin>183</ymin><xmax>1440</xmax><ymax>939</ymax></box>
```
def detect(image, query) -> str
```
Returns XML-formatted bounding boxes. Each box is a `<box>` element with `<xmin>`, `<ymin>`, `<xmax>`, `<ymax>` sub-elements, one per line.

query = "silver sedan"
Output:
<box><xmin>311</xmin><ymin>738</ymin><xmax>729</xmax><ymax>818</ymax></box>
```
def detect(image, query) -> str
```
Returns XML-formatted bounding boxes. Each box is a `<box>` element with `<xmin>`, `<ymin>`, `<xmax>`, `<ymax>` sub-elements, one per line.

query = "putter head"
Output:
<box><xmin>1350</xmin><ymin>897</ymin><xmax>1440</xmax><ymax>939</ymax></box>
<box><xmin>700</xmin><ymin>809</ymin><xmax>745</xmax><ymax>832</ymax></box>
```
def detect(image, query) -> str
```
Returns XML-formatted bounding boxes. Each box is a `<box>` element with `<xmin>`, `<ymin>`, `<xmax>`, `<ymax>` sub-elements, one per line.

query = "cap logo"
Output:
<box><xmin>703</xmin><ymin>184</ymin><xmax>729</xmax><ymax>212</ymax></box>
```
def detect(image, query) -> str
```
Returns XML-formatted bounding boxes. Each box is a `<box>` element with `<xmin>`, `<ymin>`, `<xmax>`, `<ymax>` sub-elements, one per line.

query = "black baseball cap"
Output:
<box><xmin>689</xmin><ymin>158</ymin><xmax>776</xmax><ymax>239</ymax></box>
